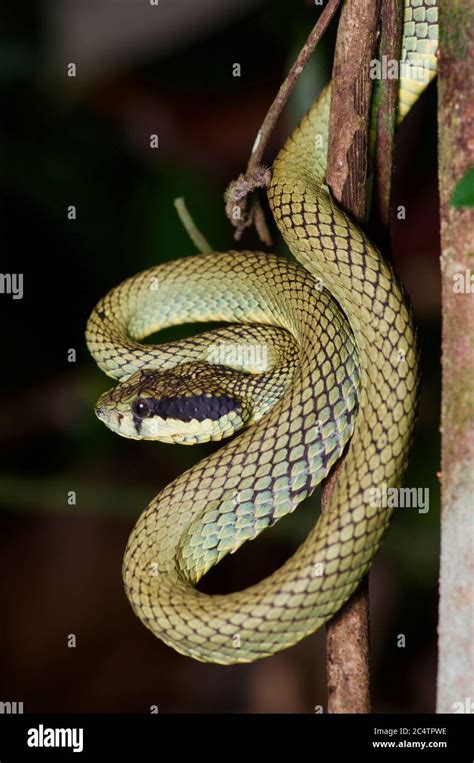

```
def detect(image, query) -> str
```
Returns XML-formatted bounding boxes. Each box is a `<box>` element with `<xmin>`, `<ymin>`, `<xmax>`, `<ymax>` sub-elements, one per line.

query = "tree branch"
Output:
<box><xmin>324</xmin><ymin>0</ymin><xmax>381</xmax><ymax>715</ymax></box>
<box><xmin>326</xmin><ymin>0</ymin><xmax>381</xmax><ymax>221</ymax></box>
<box><xmin>436</xmin><ymin>0</ymin><xmax>474</xmax><ymax>713</ymax></box>
<box><xmin>224</xmin><ymin>0</ymin><xmax>343</xmax><ymax>243</ymax></box>
<box><xmin>372</xmin><ymin>0</ymin><xmax>404</xmax><ymax>231</ymax></box>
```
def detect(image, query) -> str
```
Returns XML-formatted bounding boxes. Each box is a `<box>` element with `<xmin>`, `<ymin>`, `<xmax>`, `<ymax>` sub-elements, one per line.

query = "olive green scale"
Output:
<box><xmin>85</xmin><ymin>0</ymin><xmax>436</xmax><ymax>663</ymax></box>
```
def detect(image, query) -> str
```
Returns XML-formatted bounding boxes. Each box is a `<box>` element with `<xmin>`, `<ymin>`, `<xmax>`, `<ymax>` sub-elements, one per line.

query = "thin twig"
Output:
<box><xmin>224</xmin><ymin>0</ymin><xmax>343</xmax><ymax>242</ymax></box>
<box><xmin>324</xmin><ymin>0</ymin><xmax>382</xmax><ymax>714</ymax></box>
<box><xmin>174</xmin><ymin>197</ymin><xmax>213</xmax><ymax>254</ymax></box>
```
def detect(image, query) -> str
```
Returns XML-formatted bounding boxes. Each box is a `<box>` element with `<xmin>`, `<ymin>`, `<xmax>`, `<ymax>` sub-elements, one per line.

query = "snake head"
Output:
<box><xmin>95</xmin><ymin>363</ymin><xmax>252</xmax><ymax>444</ymax></box>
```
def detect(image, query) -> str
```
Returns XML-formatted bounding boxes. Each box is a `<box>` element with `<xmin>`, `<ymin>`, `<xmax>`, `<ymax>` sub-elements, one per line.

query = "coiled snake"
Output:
<box><xmin>86</xmin><ymin>1</ymin><xmax>437</xmax><ymax>663</ymax></box>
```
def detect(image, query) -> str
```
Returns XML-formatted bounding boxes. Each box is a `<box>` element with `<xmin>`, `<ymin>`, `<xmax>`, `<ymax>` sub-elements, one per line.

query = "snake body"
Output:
<box><xmin>86</xmin><ymin>0</ymin><xmax>437</xmax><ymax>664</ymax></box>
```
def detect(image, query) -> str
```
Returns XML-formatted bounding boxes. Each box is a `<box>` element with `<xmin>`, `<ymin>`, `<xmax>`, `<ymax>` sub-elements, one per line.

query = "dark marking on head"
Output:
<box><xmin>97</xmin><ymin>310</ymin><xmax>106</xmax><ymax>321</ymax></box>
<box><xmin>132</xmin><ymin>394</ymin><xmax>240</xmax><ymax>425</ymax></box>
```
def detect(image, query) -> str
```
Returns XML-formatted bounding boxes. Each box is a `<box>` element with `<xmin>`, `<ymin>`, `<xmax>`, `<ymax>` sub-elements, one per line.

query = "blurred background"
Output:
<box><xmin>1</xmin><ymin>0</ymin><xmax>440</xmax><ymax>713</ymax></box>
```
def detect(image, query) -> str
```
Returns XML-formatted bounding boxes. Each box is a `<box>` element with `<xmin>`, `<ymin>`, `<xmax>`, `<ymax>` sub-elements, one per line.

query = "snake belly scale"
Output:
<box><xmin>86</xmin><ymin>0</ymin><xmax>437</xmax><ymax>664</ymax></box>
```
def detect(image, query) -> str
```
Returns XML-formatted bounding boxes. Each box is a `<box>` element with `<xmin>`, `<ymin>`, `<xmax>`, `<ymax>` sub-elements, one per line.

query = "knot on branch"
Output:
<box><xmin>224</xmin><ymin>165</ymin><xmax>272</xmax><ymax>242</ymax></box>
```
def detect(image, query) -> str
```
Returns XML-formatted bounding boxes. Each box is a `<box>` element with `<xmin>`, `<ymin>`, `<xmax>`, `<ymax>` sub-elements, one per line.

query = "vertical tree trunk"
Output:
<box><xmin>324</xmin><ymin>0</ymin><xmax>381</xmax><ymax>714</ymax></box>
<box><xmin>436</xmin><ymin>0</ymin><xmax>474</xmax><ymax>713</ymax></box>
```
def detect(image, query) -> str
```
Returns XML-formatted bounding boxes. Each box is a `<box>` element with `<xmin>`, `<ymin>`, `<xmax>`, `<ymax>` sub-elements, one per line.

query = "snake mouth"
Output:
<box><xmin>95</xmin><ymin>402</ymin><xmax>123</xmax><ymax>429</ymax></box>
<box><xmin>96</xmin><ymin>405</ymin><xmax>122</xmax><ymax>422</ymax></box>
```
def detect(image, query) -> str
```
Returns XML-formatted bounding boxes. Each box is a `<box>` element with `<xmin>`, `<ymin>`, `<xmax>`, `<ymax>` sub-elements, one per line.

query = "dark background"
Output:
<box><xmin>1</xmin><ymin>0</ymin><xmax>440</xmax><ymax>712</ymax></box>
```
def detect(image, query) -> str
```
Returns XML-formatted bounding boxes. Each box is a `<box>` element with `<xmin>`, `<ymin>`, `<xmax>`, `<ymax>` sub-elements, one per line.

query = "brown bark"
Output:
<box><xmin>324</xmin><ymin>0</ymin><xmax>381</xmax><ymax>714</ymax></box>
<box><xmin>373</xmin><ymin>0</ymin><xmax>404</xmax><ymax>230</ymax></box>
<box><xmin>327</xmin><ymin>0</ymin><xmax>381</xmax><ymax>221</ymax></box>
<box><xmin>436</xmin><ymin>0</ymin><xmax>474</xmax><ymax>713</ymax></box>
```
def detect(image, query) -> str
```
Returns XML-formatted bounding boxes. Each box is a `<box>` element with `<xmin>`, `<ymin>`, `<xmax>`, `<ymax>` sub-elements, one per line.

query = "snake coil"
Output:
<box><xmin>86</xmin><ymin>0</ymin><xmax>437</xmax><ymax>664</ymax></box>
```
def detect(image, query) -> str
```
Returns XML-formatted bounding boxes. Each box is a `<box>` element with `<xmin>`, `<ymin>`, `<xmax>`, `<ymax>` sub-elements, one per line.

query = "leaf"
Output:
<box><xmin>450</xmin><ymin>167</ymin><xmax>474</xmax><ymax>208</ymax></box>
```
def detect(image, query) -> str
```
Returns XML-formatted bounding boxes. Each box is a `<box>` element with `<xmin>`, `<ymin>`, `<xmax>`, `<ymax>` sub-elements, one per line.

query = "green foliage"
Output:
<box><xmin>450</xmin><ymin>167</ymin><xmax>474</xmax><ymax>208</ymax></box>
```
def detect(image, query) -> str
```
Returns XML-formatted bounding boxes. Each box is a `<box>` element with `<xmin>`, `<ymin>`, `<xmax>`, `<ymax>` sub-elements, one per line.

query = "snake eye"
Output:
<box><xmin>133</xmin><ymin>399</ymin><xmax>151</xmax><ymax>418</ymax></box>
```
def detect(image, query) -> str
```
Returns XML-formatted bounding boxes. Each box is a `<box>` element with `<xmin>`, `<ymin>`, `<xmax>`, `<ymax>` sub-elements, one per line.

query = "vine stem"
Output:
<box><xmin>224</xmin><ymin>0</ymin><xmax>343</xmax><ymax>243</ymax></box>
<box><xmin>174</xmin><ymin>197</ymin><xmax>213</xmax><ymax>254</ymax></box>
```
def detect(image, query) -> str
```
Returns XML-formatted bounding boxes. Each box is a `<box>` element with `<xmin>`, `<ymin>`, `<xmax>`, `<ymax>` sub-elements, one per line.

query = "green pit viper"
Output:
<box><xmin>86</xmin><ymin>0</ymin><xmax>438</xmax><ymax>664</ymax></box>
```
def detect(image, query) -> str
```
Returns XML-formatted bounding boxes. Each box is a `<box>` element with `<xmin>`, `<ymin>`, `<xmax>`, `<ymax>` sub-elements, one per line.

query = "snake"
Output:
<box><xmin>85</xmin><ymin>0</ymin><xmax>438</xmax><ymax>664</ymax></box>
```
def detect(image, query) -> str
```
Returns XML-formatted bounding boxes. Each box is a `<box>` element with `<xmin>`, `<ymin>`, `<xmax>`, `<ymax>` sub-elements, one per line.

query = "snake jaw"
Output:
<box><xmin>96</xmin><ymin>400</ymin><xmax>249</xmax><ymax>444</ymax></box>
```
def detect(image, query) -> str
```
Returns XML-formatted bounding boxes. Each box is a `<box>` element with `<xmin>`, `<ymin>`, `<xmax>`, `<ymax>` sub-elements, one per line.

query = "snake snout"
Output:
<box><xmin>95</xmin><ymin>396</ymin><xmax>123</xmax><ymax>425</ymax></box>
